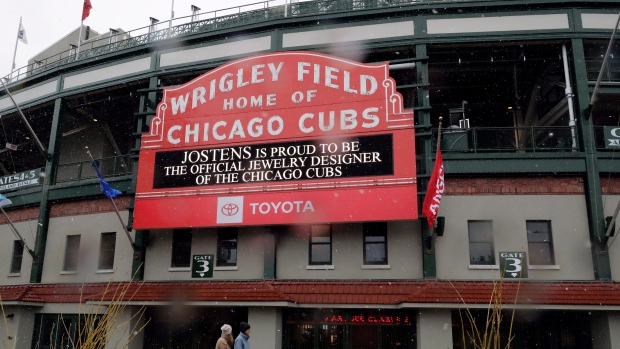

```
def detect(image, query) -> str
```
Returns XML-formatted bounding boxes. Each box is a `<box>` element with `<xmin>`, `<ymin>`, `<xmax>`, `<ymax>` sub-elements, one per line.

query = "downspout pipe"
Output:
<box><xmin>561</xmin><ymin>44</ymin><xmax>577</xmax><ymax>150</ymax></box>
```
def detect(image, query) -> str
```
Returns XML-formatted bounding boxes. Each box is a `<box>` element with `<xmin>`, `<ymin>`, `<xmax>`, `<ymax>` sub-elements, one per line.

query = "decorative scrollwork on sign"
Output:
<box><xmin>383</xmin><ymin>79</ymin><xmax>414</xmax><ymax>127</ymax></box>
<box><xmin>144</xmin><ymin>103</ymin><xmax>167</xmax><ymax>147</ymax></box>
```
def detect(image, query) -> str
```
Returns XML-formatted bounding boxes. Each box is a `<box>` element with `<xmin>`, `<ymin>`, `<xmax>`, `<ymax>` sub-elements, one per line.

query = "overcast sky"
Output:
<box><xmin>0</xmin><ymin>0</ymin><xmax>290</xmax><ymax>79</ymax></box>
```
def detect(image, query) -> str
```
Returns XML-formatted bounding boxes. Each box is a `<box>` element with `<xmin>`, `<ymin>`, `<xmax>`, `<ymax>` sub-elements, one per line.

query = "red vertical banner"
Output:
<box><xmin>422</xmin><ymin>149</ymin><xmax>444</xmax><ymax>227</ymax></box>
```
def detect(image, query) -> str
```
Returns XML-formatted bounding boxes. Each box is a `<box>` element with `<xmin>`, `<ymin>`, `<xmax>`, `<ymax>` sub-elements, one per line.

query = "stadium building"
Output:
<box><xmin>0</xmin><ymin>1</ymin><xmax>619</xmax><ymax>348</ymax></box>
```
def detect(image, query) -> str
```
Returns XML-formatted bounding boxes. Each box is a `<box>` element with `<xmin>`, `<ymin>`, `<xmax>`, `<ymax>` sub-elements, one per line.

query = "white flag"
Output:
<box><xmin>18</xmin><ymin>23</ymin><xmax>27</xmax><ymax>44</ymax></box>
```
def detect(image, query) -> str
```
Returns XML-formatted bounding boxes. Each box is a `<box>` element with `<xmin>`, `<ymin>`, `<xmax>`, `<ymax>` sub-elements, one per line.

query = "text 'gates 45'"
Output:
<box><xmin>134</xmin><ymin>52</ymin><xmax>417</xmax><ymax>229</ymax></box>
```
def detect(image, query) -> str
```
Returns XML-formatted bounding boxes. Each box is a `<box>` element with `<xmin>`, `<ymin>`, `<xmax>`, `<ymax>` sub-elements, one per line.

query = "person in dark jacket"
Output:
<box><xmin>234</xmin><ymin>322</ymin><xmax>251</xmax><ymax>349</ymax></box>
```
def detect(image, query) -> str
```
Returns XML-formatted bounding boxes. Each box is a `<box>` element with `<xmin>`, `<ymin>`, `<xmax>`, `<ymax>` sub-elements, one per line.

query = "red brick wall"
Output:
<box><xmin>0</xmin><ymin>206</ymin><xmax>40</xmax><ymax>224</ymax></box>
<box><xmin>0</xmin><ymin>197</ymin><xmax>130</xmax><ymax>224</ymax></box>
<box><xmin>445</xmin><ymin>177</ymin><xmax>585</xmax><ymax>195</ymax></box>
<box><xmin>50</xmin><ymin>197</ymin><xmax>130</xmax><ymax>217</ymax></box>
<box><xmin>601</xmin><ymin>177</ymin><xmax>620</xmax><ymax>195</ymax></box>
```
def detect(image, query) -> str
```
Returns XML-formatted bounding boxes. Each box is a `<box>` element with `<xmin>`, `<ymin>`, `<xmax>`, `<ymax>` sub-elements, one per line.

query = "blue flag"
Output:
<box><xmin>92</xmin><ymin>161</ymin><xmax>122</xmax><ymax>198</ymax></box>
<box><xmin>0</xmin><ymin>194</ymin><xmax>12</xmax><ymax>207</ymax></box>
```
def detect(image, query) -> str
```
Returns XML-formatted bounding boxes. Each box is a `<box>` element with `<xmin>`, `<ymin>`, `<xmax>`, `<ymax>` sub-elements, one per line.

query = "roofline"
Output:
<box><xmin>30</xmin><ymin>25</ymin><xmax>101</xmax><ymax>60</ymax></box>
<box><xmin>401</xmin><ymin>303</ymin><xmax>620</xmax><ymax>311</ymax></box>
<box><xmin>1</xmin><ymin>301</ymin><xmax>44</xmax><ymax>307</ymax></box>
<box><xmin>74</xmin><ymin>301</ymin><xmax>620</xmax><ymax>312</ymax></box>
<box><xmin>88</xmin><ymin>300</ymin><xmax>294</xmax><ymax>307</ymax></box>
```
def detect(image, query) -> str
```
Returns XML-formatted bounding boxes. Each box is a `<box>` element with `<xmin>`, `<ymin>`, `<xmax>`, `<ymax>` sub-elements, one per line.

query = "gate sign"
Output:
<box><xmin>604</xmin><ymin>126</ymin><xmax>620</xmax><ymax>149</ymax></box>
<box><xmin>499</xmin><ymin>252</ymin><xmax>528</xmax><ymax>279</ymax></box>
<box><xmin>134</xmin><ymin>52</ymin><xmax>416</xmax><ymax>229</ymax></box>
<box><xmin>192</xmin><ymin>254</ymin><xmax>214</xmax><ymax>278</ymax></box>
<box><xmin>0</xmin><ymin>169</ymin><xmax>41</xmax><ymax>192</ymax></box>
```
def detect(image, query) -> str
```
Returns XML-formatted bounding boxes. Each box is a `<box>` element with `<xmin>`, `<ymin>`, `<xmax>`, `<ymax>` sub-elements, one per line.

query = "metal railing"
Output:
<box><xmin>55</xmin><ymin>155</ymin><xmax>132</xmax><ymax>184</ymax></box>
<box><xmin>2</xmin><ymin>0</ymin><xmax>449</xmax><ymax>84</ymax></box>
<box><xmin>586</xmin><ymin>60</ymin><xmax>620</xmax><ymax>83</ymax></box>
<box><xmin>435</xmin><ymin>126</ymin><xmax>578</xmax><ymax>153</ymax></box>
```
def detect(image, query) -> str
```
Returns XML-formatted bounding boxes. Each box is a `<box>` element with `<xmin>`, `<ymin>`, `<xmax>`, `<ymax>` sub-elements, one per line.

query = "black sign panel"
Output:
<box><xmin>192</xmin><ymin>255</ymin><xmax>214</xmax><ymax>278</ymax></box>
<box><xmin>499</xmin><ymin>252</ymin><xmax>528</xmax><ymax>279</ymax></box>
<box><xmin>153</xmin><ymin>134</ymin><xmax>394</xmax><ymax>188</ymax></box>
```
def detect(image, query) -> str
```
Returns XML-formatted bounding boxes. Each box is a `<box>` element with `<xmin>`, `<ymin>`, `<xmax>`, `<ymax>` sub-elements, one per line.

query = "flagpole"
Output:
<box><xmin>76</xmin><ymin>0</ymin><xmax>87</xmax><ymax>56</ymax></box>
<box><xmin>436</xmin><ymin>116</ymin><xmax>444</xmax><ymax>150</ymax></box>
<box><xmin>10</xmin><ymin>17</ymin><xmax>21</xmax><ymax>74</ymax></box>
<box><xmin>422</xmin><ymin>116</ymin><xmax>445</xmax><ymax>230</ymax></box>
<box><xmin>76</xmin><ymin>20</ymin><xmax>84</xmax><ymax>56</ymax></box>
<box><xmin>168</xmin><ymin>0</ymin><xmax>175</xmax><ymax>37</ymax></box>
<box><xmin>0</xmin><ymin>206</ymin><xmax>36</xmax><ymax>259</ymax></box>
<box><xmin>86</xmin><ymin>150</ymin><xmax>137</xmax><ymax>250</ymax></box>
<box><xmin>432</xmin><ymin>116</ymin><xmax>444</xmax><ymax>231</ymax></box>
<box><xmin>0</xmin><ymin>78</ymin><xmax>50</xmax><ymax>161</ymax></box>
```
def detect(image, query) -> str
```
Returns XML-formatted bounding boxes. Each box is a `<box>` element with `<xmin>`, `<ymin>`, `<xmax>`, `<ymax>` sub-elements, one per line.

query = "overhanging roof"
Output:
<box><xmin>3</xmin><ymin>281</ymin><xmax>620</xmax><ymax>309</ymax></box>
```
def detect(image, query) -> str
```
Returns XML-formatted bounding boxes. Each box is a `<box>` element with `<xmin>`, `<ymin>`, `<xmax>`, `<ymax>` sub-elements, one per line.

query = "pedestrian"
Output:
<box><xmin>234</xmin><ymin>322</ymin><xmax>251</xmax><ymax>349</ymax></box>
<box><xmin>216</xmin><ymin>324</ymin><xmax>234</xmax><ymax>349</ymax></box>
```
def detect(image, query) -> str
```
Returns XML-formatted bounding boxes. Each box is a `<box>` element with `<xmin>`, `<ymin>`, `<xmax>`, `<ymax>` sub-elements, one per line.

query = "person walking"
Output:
<box><xmin>234</xmin><ymin>322</ymin><xmax>251</xmax><ymax>349</ymax></box>
<box><xmin>216</xmin><ymin>324</ymin><xmax>234</xmax><ymax>349</ymax></box>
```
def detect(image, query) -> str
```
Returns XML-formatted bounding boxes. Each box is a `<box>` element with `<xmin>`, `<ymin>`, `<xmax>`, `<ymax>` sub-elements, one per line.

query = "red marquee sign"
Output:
<box><xmin>134</xmin><ymin>52</ymin><xmax>416</xmax><ymax>229</ymax></box>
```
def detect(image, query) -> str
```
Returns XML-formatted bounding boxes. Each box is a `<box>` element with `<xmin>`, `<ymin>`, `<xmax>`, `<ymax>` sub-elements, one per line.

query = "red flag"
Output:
<box><xmin>422</xmin><ymin>149</ymin><xmax>444</xmax><ymax>227</ymax></box>
<box><xmin>82</xmin><ymin>0</ymin><xmax>93</xmax><ymax>21</ymax></box>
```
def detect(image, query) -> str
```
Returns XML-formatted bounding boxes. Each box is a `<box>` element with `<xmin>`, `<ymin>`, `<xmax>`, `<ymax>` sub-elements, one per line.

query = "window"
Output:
<box><xmin>309</xmin><ymin>225</ymin><xmax>332</xmax><ymax>265</ymax></box>
<box><xmin>171</xmin><ymin>229</ymin><xmax>192</xmax><ymax>268</ymax></box>
<box><xmin>363</xmin><ymin>222</ymin><xmax>387</xmax><ymax>265</ymax></box>
<box><xmin>217</xmin><ymin>228</ymin><xmax>238</xmax><ymax>266</ymax></box>
<box><xmin>98</xmin><ymin>232</ymin><xmax>116</xmax><ymax>270</ymax></box>
<box><xmin>468</xmin><ymin>221</ymin><xmax>494</xmax><ymax>265</ymax></box>
<box><xmin>10</xmin><ymin>240</ymin><xmax>24</xmax><ymax>274</ymax></box>
<box><xmin>527</xmin><ymin>220</ymin><xmax>555</xmax><ymax>265</ymax></box>
<box><xmin>63</xmin><ymin>235</ymin><xmax>81</xmax><ymax>271</ymax></box>
<box><xmin>32</xmin><ymin>314</ymin><xmax>93</xmax><ymax>349</ymax></box>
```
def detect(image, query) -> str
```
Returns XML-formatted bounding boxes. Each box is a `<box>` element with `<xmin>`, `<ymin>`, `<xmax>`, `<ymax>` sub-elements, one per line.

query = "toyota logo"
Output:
<box><xmin>221</xmin><ymin>203</ymin><xmax>239</xmax><ymax>216</ymax></box>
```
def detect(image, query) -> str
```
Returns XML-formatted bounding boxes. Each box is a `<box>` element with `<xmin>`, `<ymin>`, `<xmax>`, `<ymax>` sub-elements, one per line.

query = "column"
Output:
<box><xmin>248</xmin><ymin>307</ymin><xmax>282</xmax><ymax>349</ymax></box>
<box><xmin>416</xmin><ymin>308</ymin><xmax>453</xmax><ymax>349</ymax></box>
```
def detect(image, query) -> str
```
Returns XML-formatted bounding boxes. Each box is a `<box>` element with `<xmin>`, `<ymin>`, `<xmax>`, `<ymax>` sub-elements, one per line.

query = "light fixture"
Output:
<box><xmin>508</xmin><ymin>106</ymin><xmax>513</xmax><ymax>110</ymax></box>
<box><xmin>93</xmin><ymin>118</ymin><xmax>98</xmax><ymax>122</ymax></box>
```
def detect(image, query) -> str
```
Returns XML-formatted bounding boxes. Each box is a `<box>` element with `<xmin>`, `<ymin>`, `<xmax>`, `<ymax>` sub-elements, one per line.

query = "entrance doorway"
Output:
<box><xmin>284</xmin><ymin>309</ymin><xmax>416</xmax><ymax>349</ymax></box>
<box><xmin>143</xmin><ymin>306</ymin><xmax>248</xmax><ymax>349</ymax></box>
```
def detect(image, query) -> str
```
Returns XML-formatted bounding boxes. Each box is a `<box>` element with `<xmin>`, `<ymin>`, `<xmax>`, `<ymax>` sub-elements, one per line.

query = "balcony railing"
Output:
<box><xmin>3</xmin><ymin>0</ymin><xmax>444</xmax><ymax>84</ymax></box>
<box><xmin>55</xmin><ymin>155</ymin><xmax>132</xmax><ymax>184</ymax></box>
<box><xmin>586</xmin><ymin>59</ymin><xmax>620</xmax><ymax>83</ymax></box>
<box><xmin>435</xmin><ymin>126</ymin><xmax>578</xmax><ymax>153</ymax></box>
